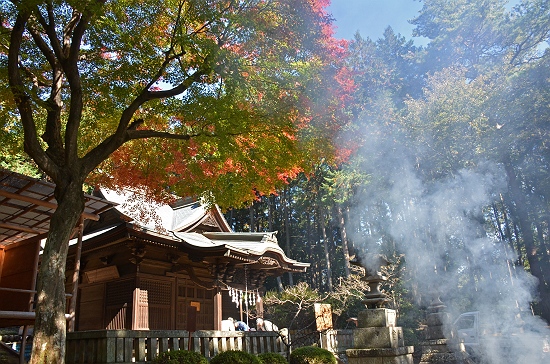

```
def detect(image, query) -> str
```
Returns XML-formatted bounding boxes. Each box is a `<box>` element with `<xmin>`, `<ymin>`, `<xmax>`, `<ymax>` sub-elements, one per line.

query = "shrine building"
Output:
<box><xmin>0</xmin><ymin>169</ymin><xmax>309</xmax><ymax>332</ymax></box>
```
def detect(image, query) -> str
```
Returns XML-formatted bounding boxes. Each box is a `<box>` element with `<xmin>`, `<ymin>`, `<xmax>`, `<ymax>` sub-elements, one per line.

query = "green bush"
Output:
<box><xmin>289</xmin><ymin>346</ymin><xmax>336</xmax><ymax>364</ymax></box>
<box><xmin>210</xmin><ymin>350</ymin><xmax>261</xmax><ymax>364</ymax></box>
<box><xmin>154</xmin><ymin>350</ymin><xmax>207</xmax><ymax>364</ymax></box>
<box><xmin>257</xmin><ymin>352</ymin><xmax>288</xmax><ymax>364</ymax></box>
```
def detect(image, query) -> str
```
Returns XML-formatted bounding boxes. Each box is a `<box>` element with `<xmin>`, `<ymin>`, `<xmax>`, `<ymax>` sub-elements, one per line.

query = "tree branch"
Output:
<box><xmin>33</xmin><ymin>2</ymin><xmax>65</xmax><ymax>61</ymax></box>
<box><xmin>83</xmin><ymin>60</ymin><xmax>211</xmax><ymax>172</ymax></box>
<box><xmin>26</xmin><ymin>6</ymin><xmax>66</xmax><ymax>164</ymax></box>
<box><xmin>63</xmin><ymin>10</ymin><xmax>80</xmax><ymax>56</ymax></box>
<box><xmin>27</xmin><ymin>25</ymin><xmax>57</xmax><ymax>69</ymax></box>
<box><xmin>41</xmin><ymin>67</ymin><xmax>65</xmax><ymax>164</ymax></box>
<box><xmin>82</xmin><ymin>0</ymin><xmax>214</xmax><ymax>175</ymax></box>
<box><xmin>8</xmin><ymin>10</ymin><xmax>59</xmax><ymax>181</ymax></box>
<box><xmin>146</xmin><ymin>66</ymin><xmax>207</xmax><ymax>99</ymax></box>
<box><xmin>64</xmin><ymin>9</ymin><xmax>90</xmax><ymax>166</ymax></box>
<box><xmin>126</xmin><ymin>129</ymin><xmax>199</xmax><ymax>141</ymax></box>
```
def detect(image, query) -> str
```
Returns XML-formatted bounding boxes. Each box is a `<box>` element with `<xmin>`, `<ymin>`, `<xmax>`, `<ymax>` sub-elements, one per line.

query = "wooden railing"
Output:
<box><xmin>321</xmin><ymin>329</ymin><xmax>354</xmax><ymax>354</ymax></box>
<box><xmin>3</xmin><ymin>328</ymin><xmax>354</xmax><ymax>363</ymax></box>
<box><xmin>286</xmin><ymin>329</ymin><xmax>354</xmax><ymax>354</ymax></box>
<box><xmin>65</xmin><ymin>330</ymin><xmax>287</xmax><ymax>363</ymax></box>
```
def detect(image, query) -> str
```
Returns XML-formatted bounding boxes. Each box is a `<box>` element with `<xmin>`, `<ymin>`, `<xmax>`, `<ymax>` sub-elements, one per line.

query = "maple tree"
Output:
<box><xmin>0</xmin><ymin>0</ymin><xmax>351</xmax><ymax>362</ymax></box>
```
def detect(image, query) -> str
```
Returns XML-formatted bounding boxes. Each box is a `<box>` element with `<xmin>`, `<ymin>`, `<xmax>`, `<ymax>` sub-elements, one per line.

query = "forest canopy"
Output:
<box><xmin>3</xmin><ymin>0</ymin><xmax>550</xmax><ymax>364</ymax></box>
<box><xmin>0</xmin><ymin>1</ymin><xmax>351</xmax><ymax>363</ymax></box>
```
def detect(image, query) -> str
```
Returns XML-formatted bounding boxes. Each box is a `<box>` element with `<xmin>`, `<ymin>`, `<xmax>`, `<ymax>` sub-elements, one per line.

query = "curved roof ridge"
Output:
<box><xmin>97</xmin><ymin>188</ymin><xmax>232</xmax><ymax>233</ymax></box>
<box><xmin>173</xmin><ymin>230</ymin><xmax>309</xmax><ymax>269</ymax></box>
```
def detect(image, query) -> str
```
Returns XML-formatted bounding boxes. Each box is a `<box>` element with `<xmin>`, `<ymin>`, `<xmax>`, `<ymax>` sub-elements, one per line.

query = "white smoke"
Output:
<box><xmin>346</xmin><ymin>121</ymin><xmax>550</xmax><ymax>363</ymax></box>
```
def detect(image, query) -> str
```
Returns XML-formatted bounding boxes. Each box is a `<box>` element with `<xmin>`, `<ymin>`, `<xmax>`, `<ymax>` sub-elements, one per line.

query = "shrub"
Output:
<box><xmin>289</xmin><ymin>346</ymin><xmax>336</xmax><ymax>364</ymax></box>
<box><xmin>263</xmin><ymin>283</ymin><xmax>321</xmax><ymax>330</ymax></box>
<box><xmin>154</xmin><ymin>350</ymin><xmax>207</xmax><ymax>364</ymax></box>
<box><xmin>258</xmin><ymin>352</ymin><xmax>288</xmax><ymax>364</ymax></box>
<box><xmin>210</xmin><ymin>350</ymin><xmax>261</xmax><ymax>364</ymax></box>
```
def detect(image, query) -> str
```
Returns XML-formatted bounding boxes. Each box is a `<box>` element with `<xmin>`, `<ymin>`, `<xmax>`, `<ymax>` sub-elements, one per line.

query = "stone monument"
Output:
<box><xmin>419</xmin><ymin>297</ymin><xmax>473</xmax><ymax>364</ymax></box>
<box><xmin>346</xmin><ymin>255</ymin><xmax>414</xmax><ymax>364</ymax></box>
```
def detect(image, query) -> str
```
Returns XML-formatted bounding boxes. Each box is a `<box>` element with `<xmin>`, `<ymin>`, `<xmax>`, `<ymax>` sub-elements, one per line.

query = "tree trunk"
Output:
<box><xmin>504</xmin><ymin>163</ymin><xmax>550</xmax><ymax>323</ymax></box>
<box><xmin>319</xmin><ymin>207</ymin><xmax>333</xmax><ymax>292</ymax></box>
<box><xmin>306</xmin><ymin>209</ymin><xmax>315</xmax><ymax>288</ymax></box>
<box><xmin>283</xmin><ymin>187</ymin><xmax>293</xmax><ymax>286</ymax></box>
<box><xmin>268</xmin><ymin>195</ymin><xmax>274</xmax><ymax>232</ymax></box>
<box><xmin>544</xmin><ymin>217</ymin><xmax>550</xmax><ymax>264</ymax></box>
<box><xmin>536</xmin><ymin>222</ymin><xmax>550</xmax><ymax>265</ymax></box>
<box><xmin>270</xmin><ymin>195</ymin><xmax>284</xmax><ymax>292</ymax></box>
<box><xmin>500</xmin><ymin>194</ymin><xmax>523</xmax><ymax>266</ymax></box>
<box><xmin>492</xmin><ymin>203</ymin><xmax>519</xmax><ymax>281</ymax></box>
<box><xmin>249</xmin><ymin>203</ymin><xmax>255</xmax><ymax>232</ymax></box>
<box><xmin>336</xmin><ymin>205</ymin><xmax>351</xmax><ymax>277</ymax></box>
<box><xmin>30</xmin><ymin>181</ymin><xmax>85</xmax><ymax>364</ymax></box>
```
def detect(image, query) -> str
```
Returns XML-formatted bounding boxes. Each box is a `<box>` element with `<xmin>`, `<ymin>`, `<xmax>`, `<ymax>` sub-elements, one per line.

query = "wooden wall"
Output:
<box><xmin>70</xmin><ymin>242</ymin><xmax>223</xmax><ymax>331</ymax></box>
<box><xmin>0</xmin><ymin>239</ymin><xmax>39</xmax><ymax>311</ymax></box>
<box><xmin>137</xmin><ymin>274</ymin><xmax>174</xmax><ymax>330</ymax></box>
<box><xmin>175</xmin><ymin>276</ymin><xmax>214</xmax><ymax>331</ymax></box>
<box><xmin>76</xmin><ymin>274</ymin><xmax>218</xmax><ymax>331</ymax></box>
<box><xmin>78</xmin><ymin>283</ymin><xmax>106</xmax><ymax>330</ymax></box>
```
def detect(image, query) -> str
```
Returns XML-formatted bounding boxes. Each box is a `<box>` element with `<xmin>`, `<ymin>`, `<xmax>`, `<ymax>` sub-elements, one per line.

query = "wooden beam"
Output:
<box><xmin>214</xmin><ymin>287</ymin><xmax>222</xmax><ymax>330</ymax></box>
<box><xmin>0</xmin><ymin>189</ymin><xmax>100</xmax><ymax>221</ymax></box>
<box><xmin>1</xmin><ymin>233</ymin><xmax>47</xmax><ymax>250</ymax></box>
<box><xmin>0</xmin><ymin>189</ymin><xmax>57</xmax><ymax>208</ymax></box>
<box><xmin>0</xmin><ymin>311</ymin><xmax>72</xmax><ymax>320</ymax></box>
<box><xmin>0</xmin><ymin>222</ymin><xmax>45</xmax><ymax>235</ymax></box>
<box><xmin>0</xmin><ymin>311</ymin><xmax>35</xmax><ymax>320</ymax></box>
<box><xmin>0</xmin><ymin>287</ymin><xmax>72</xmax><ymax>297</ymax></box>
<box><xmin>0</xmin><ymin>287</ymin><xmax>36</xmax><ymax>294</ymax></box>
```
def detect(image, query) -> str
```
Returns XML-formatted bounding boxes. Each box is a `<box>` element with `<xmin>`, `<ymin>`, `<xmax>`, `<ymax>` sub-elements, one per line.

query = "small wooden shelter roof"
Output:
<box><xmin>0</xmin><ymin>169</ymin><xmax>117</xmax><ymax>328</ymax></box>
<box><xmin>0</xmin><ymin>169</ymin><xmax>117</xmax><ymax>248</ymax></box>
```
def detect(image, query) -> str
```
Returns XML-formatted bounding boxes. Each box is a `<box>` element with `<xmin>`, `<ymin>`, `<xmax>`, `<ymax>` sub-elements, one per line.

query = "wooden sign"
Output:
<box><xmin>314</xmin><ymin>303</ymin><xmax>333</xmax><ymax>331</ymax></box>
<box><xmin>190</xmin><ymin>301</ymin><xmax>201</xmax><ymax>312</ymax></box>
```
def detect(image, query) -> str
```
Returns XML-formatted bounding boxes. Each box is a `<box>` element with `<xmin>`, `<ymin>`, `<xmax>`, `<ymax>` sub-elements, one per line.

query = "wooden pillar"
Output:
<box><xmin>0</xmin><ymin>247</ymin><xmax>4</xmax><ymax>285</ymax></box>
<box><xmin>29</xmin><ymin>238</ymin><xmax>42</xmax><ymax>311</ymax></box>
<box><xmin>213</xmin><ymin>286</ymin><xmax>222</xmax><ymax>330</ymax></box>
<box><xmin>256</xmin><ymin>291</ymin><xmax>264</xmax><ymax>318</ymax></box>
<box><xmin>256</xmin><ymin>292</ymin><xmax>264</xmax><ymax>317</ymax></box>
<box><xmin>239</xmin><ymin>297</ymin><xmax>244</xmax><ymax>322</ymax></box>
<box><xmin>132</xmin><ymin>287</ymin><xmax>149</xmax><ymax>329</ymax></box>
<box><xmin>68</xmin><ymin>217</ymin><xmax>84</xmax><ymax>332</ymax></box>
<box><xmin>20</xmin><ymin>237</ymin><xmax>42</xmax><ymax>364</ymax></box>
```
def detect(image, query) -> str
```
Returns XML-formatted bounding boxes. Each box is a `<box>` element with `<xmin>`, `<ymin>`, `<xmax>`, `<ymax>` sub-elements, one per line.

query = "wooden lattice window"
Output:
<box><xmin>138</xmin><ymin>279</ymin><xmax>173</xmax><ymax>330</ymax></box>
<box><xmin>105</xmin><ymin>280</ymin><xmax>134</xmax><ymax>329</ymax></box>
<box><xmin>140</xmin><ymin>279</ymin><xmax>171</xmax><ymax>305</ymax></box>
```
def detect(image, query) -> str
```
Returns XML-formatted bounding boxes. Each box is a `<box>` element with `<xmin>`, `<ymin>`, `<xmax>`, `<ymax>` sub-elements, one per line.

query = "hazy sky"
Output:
<box><xmin>328</xmin><ymin>0</ymin><xmax>423</xmax><ymax>41</ymax></box>
<box><xmin>328</xmin><ymin>0</ymin><xmax>521</xmax><ymax>43</ymax></box>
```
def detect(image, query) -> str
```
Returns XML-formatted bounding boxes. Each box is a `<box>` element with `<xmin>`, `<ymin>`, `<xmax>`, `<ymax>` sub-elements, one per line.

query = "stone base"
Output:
<box><xmin>426</xmin><ymin>312</ymin><xmax>450</xmax><ymax>326</ymax></box>
<box><xmin>421</xmin><ymin>339</ymin><xmax>464</xmax><ymax>353</ymax></box>
<box><xmin>419</xmin><ymin>339</ymin><xmax>472</xmax><ymax>364</ymax></box>
<box><xmin>358</xmin><ymin>308</ymin><xmax>397</xmax><ymax>328</ymax></box>
<box><xmin>424</xmin><ymin>325</ymin><xmax>451</xmax><ymax>340</ymax></box>
<box><xmin>419</xmin><ymin>351</ymin><xmax>472</xmax><ymax>364</ymax></box>
<box><xmin>353</xmin><ymin>327</ymin><xmax>404</xmax><ymax>349</ymax></box>
<box><xmin>347</xmin><ymin>346</ymin><xmax>414</xmax><ymax>364</ymax></box>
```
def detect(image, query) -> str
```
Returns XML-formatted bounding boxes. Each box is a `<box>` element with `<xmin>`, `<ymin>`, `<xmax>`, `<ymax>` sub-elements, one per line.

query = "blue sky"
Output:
<box><xmin>328</xmin><ymin>0</ymin><xmax>521</xmax><ymax>43</ymax></box>
<box><xmin>328</xmin><ymin>0</ymin><xmax>423</xmax><ymax>42</ymax></box>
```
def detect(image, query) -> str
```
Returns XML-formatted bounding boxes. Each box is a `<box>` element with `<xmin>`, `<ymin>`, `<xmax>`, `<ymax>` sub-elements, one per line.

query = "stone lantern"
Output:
<box><xmin>419</xmin><ymin>297</ymin><xmax>473</xmax><ymax>364</ymax></box>
<box><xmin>357</xmin><ymin>255</ymin><xmax>391</xmax><ymax>309</ymax></box>
<box><xmin>346</xmin><ymin>255</ymin><xmax>414</xmax><ymax>364</ymax></box>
